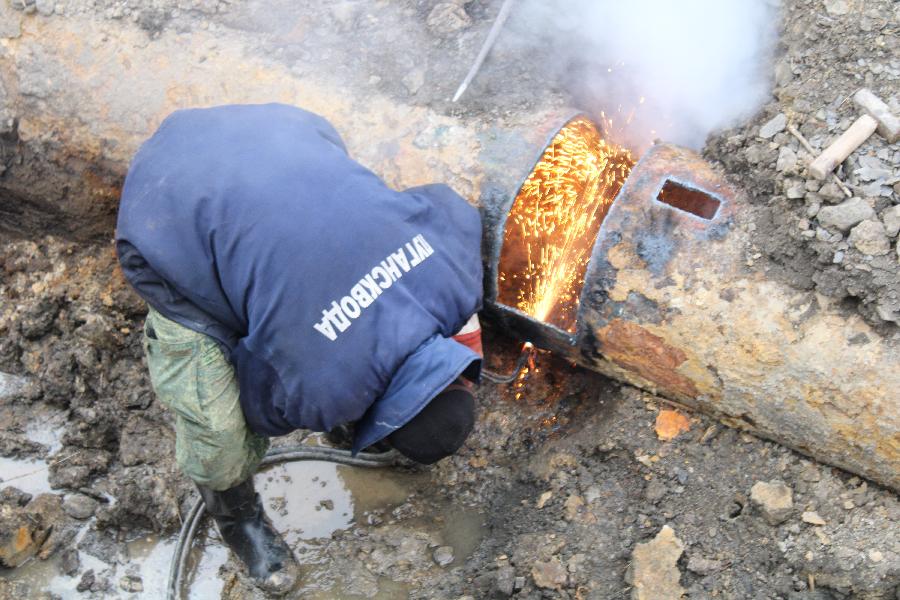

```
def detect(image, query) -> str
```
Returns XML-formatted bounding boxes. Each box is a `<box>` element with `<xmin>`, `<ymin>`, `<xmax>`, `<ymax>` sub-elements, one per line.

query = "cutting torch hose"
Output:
<box><xmin>167</xmin><ymin>342</ymin><xmax>535</xmax><ymax>599</ymax></box>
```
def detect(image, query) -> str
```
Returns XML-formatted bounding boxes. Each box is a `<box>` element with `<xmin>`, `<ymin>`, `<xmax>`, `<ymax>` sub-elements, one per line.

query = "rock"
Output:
<box><xmin>776</xmin><ymin>147</ymin><xmax>798</xmax><ymax>173</ymax></box>
<box><xmin>61</xmin><ymin>548</ymin><xmax>80</xmax><ymax>576</ymax></box>
<box><xmin>76</xmin><ymin>569</ymin><xmax>95</xmax><ymax>593</ymax></box>
<box><xmin>0</xmin><ymin>488</ymin><xmax>32</xmax><ymax>508</ymax></box>
<box><xmin>0</xmin><ymin>495</ymin><xmax>59</xmax><ymax>567</ymax></box>
<box><xmin>785</xmin><ymin>180</ymin><xmax>806</xmax><ymax>199</ymax></box>
<box><xmin>34</xmin><ymin>0</ymin><xmax>53</xmax><ymax>16</ymax></box>
<box><xmin>119</xmin><ymin>575</ymin><xmax>143</xmax><ymax>593</ymax></box>
<box><xmin>536</xmin><ymin>491</ymin><xmax>552</xmax><ymax>509</ymax></box>
<box><xmin>564</xmin><ymin>495</ymin><xmax>585</xmax><ymax>521</ymax></box>
<box><xmin>433</xmin><ymin>545</ymin><xmax>454</xmax><ymax>567</ymax></box>
<box><xmin>63</xmin><ymin>494</ymin><xmax>98</xmax><ymax>520</ymax></box>
<box><xmin>686</xmin><ymin>555</ymin><xmax>723</xmax><ymax>575</ymax></box>
<box><xmin>0</xmin><ymin>372</ymin><xmax>30</xmax><ymax>403</ymax></box>
<box><xmin>817</xmin><ymin>181</ymin><xmax>846</xmax><ymax>203</ymax></box>
<box><xmin>495</xmin><ymin>566</ymin><xmax>516</xmax><ymax>597</ymax></box>
<box><xmin>426</xmin><ymin>3</ymin><xmax>471</xmax><ymax>36</ymax></box>
<box><xmin>627</xmin><ymin>525</ymin><xmax>685</xmax><ymax>600</ymax></box>
<box><xmin>750</xmin><ymin>481</ymin><xmax>793</xmax><ymax>525</ymax></box>
<box><xmin>801</xmin><ymin>511</ymin><xmax>826</xmax><ymax>526</ymax></box>
<box><xmin>855</xmin><ymin>166</ymin><xmax>891</xmax><ymax>182</ymax></box>
<box><xmin>531</xmin><ymin>557</ymin><xmax>567</xmax><ymax>590</ymax></box>
<box><xmin>817</xmin><ymin>198</ymin><xmax>876</xmax><ymax>232</ymax></box>
<box><xmin>644</xmin><ymin>479</ymin><xmax>668</xmax><ymax>503</ymax></box>
<box><xmin>18</xmin><ymin>297</ymin><xmax>60</xmax><ymax>339</ymax></box>
<box><xmin>824</xmin><ymin>0</ymin><xmax>849</xmax><ymax>15</ymax></box>
<box><xmin>759</xmin><ymin>113</ymin><xmax>787</xmax><ymax>139</ymax></box>
<box><xmin>654</xmin><ymin>410</ymin><xmax>691</xmax><ymax>441</ymax></box>
<box><xmin>848</xmin><ymin>220</ymin><xmax>890</xmax><ymax>256</ymax></box>
<box><xmin>882</xmin><ymin>205</ymin><xmax>900</xmax><ymax>238</ymax></box>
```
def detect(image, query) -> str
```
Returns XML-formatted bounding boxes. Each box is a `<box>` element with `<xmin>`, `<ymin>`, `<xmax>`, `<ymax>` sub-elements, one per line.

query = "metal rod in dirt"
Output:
<box><xmin>452</xmin><ymin>0</ymin><xmax>517</xmax><ymax>103</ymax></box>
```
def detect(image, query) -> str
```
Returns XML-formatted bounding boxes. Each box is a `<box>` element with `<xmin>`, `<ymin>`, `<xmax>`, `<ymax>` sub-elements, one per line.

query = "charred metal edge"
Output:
<box><xmin>482</xmin><ymin>112</ymin><xmax>589</xmax><ymax>352</ymax></box>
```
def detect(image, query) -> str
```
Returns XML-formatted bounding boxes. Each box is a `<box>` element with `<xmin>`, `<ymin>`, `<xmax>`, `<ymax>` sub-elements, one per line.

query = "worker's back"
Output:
<box><xmin>116</xmin><ymin>104</ymin><xmax>483</xmax><ymax>444</ymax></box>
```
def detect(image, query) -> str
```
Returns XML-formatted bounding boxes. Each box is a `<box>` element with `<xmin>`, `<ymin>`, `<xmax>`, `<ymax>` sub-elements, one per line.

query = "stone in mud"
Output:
<box><xmin>76</xmin><ymin>569</ymin><xmax>95</xmax><ymax>593</ymax></box>
<box><xmin>0</xmin><ymin>487</ymin><xmax>32</xmax><ymax>508</ymax></box>
<box><xmin>759</xmin><ymin>113</ymin><xmax>787</xmax><ymax>139</ymax></box>
<box><xmin>0</xmin><ymin>431</ymin><xmax>45</xmax><ymax>457</ymax></box>
<box><xmin>801</xmin><ymin>511</ymin><xmax>826</xmax><ymax>526</ymax></box>
<box><xmin>97</xmin><ymin>465</ymin><xmax>182</xmax><ymax>531</ymax></box>
<box><xmin>18</xmin><ymin>297</ymin><xmax>61</xmax><ymax>339</ymax></box>
<box><xmin>495</xmin><ymin>566</ymin><xmax>516</xmax><ymax>597</ymax></box>
<box><xmin>61</xmin><ymin>547</ymin><xmax>80</xmax><ymax>576</ymax></box>
<box><xmin>0</xmin><ymin>494</ymin><xmax>61</xmax><ymax>568</ymax></box>
<box><xmin>644</xmin><ymin>479</ymin><xmax>668</xmax><ymax>504</ymax></box>
<box><xmin>63</xmin><ymin>493</ymin><xmax>98</xmax><ymax>520</ymax></box>
<box><xmin>686</xmin><ymin>555</ymin><xmax>723</xmax><ymax>575</ymax></box>
<box><xmin>531</xmin><ymin>556</ymin><xmax>567</xmax><ymax>590</ymax></box>
<box><xmin>433</xmin><ymin>545</ymin><xmax>454</xmax><ymax>567</ymax></box>
<box><xmin>119</xmin><ymin>575</ymin><xmax>143</xmax><ymax>593</ymax></box>
<box><xmin>627</xmin><ymin>525</ymin><xmax>685</xmax><ymax>600</ymax></box>
<box><xmin>49</xmin><ymin>449</ymin><xmax>112</xmax><ymax>489</ymax></box>
<box><xmin>817</xmin><ymin>197</ymin><xmax>875</xmax><ymax>232</ymax></box>
<box><xmin>848</xmin><ymin>220</ymin><xmax>890</xmax><ymax>256</ymax></box>
<box><xmin>564</xmin><ymin>495</ymin><xmax>585</xmax><ymax>521</ymax></box>
<box><xmin>817</xmin><ymin>181</ymin><xmax>846</xmax><ymax>203</ymax></box>
<box><xmin>776</xmin><ymin>147</ymin><xmax>798</xmax><ymax>174</ymax></box>
<box><xmin>0</xmin><ymin>372</ymin><xmax>30</xmax><ymax>403</ymax></box>
<box><xmin>881</xmin><ymin>205</ymin><xmax>900</xmax><ymax>238</ymax></box>
<box><xmin>750</xmin><ymin>481</ymin><xmax>793</xmax><ymax>525</ymax></box>
<box><xmin>34</xmin><ymin>0</ymin><xmax>53</xmax><ymax>16</ymax></box>
<box><xmin>426</xmin><ymin>3</ymin><xmax>471</xmax><ymax>36</ymax></box>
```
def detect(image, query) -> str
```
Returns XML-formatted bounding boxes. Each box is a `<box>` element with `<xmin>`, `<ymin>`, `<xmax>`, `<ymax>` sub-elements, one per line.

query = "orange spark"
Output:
<box><xmin>497</xmin><ymin>117</ymin><xmax>634</xmax><ymax>332</ymax></box>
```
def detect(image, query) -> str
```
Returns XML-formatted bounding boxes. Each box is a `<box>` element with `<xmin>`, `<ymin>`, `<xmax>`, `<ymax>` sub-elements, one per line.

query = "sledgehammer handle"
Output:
<box><xmin>808</xmin><ymin>114</ymin><xmax>878</xmax><ymax>179</ymax></box>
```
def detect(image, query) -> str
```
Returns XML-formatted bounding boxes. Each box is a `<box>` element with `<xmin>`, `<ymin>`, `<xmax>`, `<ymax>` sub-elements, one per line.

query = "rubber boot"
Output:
<box><xmin>197</xmin><ymin>479</ymin><xmax>299</xmax><ymax>596</ymax></box>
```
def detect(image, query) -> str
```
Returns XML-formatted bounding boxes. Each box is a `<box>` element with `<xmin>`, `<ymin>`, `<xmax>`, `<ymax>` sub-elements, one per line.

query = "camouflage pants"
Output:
<box><xmin>142</xmin><ymin>307</ymin><xmax>269</xmax><ymax>491</ymax></box>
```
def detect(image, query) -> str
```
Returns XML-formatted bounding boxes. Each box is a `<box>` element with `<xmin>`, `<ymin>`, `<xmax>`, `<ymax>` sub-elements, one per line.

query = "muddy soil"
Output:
<box><xmin>1</xmin><ymin>233</ymin><xmax>898</xmax><ymax>599</ymax></box>
<box><xmin>1</xmin><ymin>0</ymin><xmax>899</xmax><ymax>599</ymax></box>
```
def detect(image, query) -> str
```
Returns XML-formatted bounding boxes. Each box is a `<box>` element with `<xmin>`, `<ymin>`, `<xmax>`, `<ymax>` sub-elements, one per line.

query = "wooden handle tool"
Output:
<box><xmin>808</xmin><ymin>114</ymin><xmax>878</xmax><ymax>180</ymax></box>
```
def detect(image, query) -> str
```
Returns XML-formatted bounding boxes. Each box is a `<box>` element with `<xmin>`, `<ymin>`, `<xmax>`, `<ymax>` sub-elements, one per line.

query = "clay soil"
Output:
<box><xmin>1</xmin><ymin>0</ymin><xmax>898</xmax><ymax>599</ymax></box>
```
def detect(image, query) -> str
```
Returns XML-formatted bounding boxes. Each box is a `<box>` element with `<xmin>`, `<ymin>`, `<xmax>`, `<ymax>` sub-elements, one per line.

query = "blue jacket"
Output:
<box><xmin>116</xmin><ymin>104</ymin><xmax>483</xmax><ymax>452</ymax></box>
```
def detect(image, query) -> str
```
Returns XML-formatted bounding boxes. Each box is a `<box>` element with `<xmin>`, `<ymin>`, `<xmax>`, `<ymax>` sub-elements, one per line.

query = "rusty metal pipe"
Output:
<box><xmin>480</xmin><ymin>118</ymin><xmax>899</xmax><ymax>492</ymax></box>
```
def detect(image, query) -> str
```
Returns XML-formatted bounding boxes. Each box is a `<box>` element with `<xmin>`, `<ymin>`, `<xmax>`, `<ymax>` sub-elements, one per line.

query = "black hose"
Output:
<box><xmin>166</xmin><ymin>446</ymin><xmax>398</xmax><ymax>600</ymax></box>
<box><xmin>167</xmin><ymin>344</ymin><xmax>535</xmax><ymax>599</ymax></box>
<box><xmin>481</xmin><ymin>342</ymin><xmax>535</xmax><ymax>384</ymax></box>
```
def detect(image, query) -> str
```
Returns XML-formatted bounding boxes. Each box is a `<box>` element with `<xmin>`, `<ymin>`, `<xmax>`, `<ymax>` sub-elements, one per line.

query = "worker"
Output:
<box><xmin>115</xmin><ymin>104</ymin><xmax>484</xmax><ymax>595</ymax></box>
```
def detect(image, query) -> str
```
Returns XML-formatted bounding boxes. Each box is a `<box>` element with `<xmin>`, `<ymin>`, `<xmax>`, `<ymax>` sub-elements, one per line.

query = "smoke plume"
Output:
<box><xmin>512</xmin><ymin>0</ymin><xmax>779</xmax><ymax>152</ymax></box>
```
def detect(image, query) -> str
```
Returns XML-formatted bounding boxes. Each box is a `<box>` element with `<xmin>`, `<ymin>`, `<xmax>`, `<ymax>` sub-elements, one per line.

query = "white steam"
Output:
<box><xmin>515</xmin><ymin>0</ymin><xmax>778</xmax><ymax>152</ymax></box>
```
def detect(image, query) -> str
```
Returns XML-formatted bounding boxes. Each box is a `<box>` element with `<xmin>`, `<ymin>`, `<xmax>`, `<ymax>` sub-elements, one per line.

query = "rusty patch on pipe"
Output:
<box><xmin>596</xmin><ymin>319</ymin><xmax>698</xmax><ymax>398</ymax></box>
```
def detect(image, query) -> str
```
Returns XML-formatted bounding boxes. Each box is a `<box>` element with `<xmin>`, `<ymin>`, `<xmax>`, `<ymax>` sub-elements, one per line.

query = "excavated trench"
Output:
<box><xmin>1</xmin><ymin>1</ymin><xmax>899</xmax><ymax>595</ymax></box>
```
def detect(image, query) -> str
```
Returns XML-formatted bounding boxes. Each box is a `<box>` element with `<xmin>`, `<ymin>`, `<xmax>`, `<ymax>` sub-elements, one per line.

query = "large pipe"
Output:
<box><xmin>482</xmin><ymin>120</ymin><xmax>899</xmax><ymax>492</ymax></box>
<box><xmin>0</xmin><ymin>12</ymin><xmax>897</xmax><ymax>490</ymax></box>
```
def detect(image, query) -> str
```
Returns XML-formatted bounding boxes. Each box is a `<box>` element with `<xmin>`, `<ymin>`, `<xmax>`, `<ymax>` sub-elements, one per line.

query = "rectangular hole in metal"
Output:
<box><xmin>657</xmin><ymin>179</ymin><xmax>720</xmax><ymax>220</ymax></box>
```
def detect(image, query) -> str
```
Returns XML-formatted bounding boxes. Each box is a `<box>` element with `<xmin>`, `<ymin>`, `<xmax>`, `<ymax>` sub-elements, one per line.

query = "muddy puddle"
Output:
<box><xmin>4</xmin><ymin>456</ymin><xmax>484</xmax><ymax>598</ymax></box>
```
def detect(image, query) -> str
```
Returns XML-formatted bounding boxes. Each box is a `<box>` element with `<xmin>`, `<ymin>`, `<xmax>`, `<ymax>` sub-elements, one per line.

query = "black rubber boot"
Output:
<box><xmin>197</xmin><ymin>479</ymin><xmax>299</xmax><ymax>596</ymax></box>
